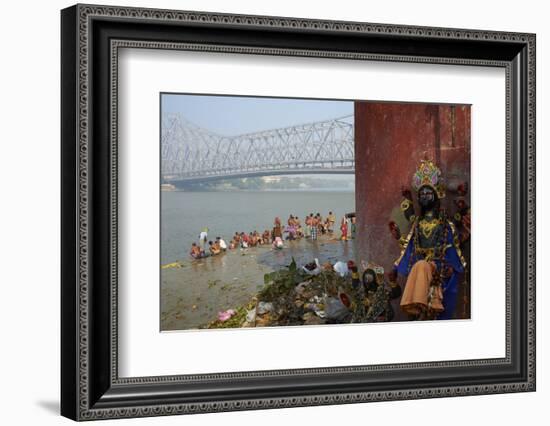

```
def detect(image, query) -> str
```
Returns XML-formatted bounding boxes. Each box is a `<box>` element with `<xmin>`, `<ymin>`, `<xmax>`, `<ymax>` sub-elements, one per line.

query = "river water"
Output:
<box><xmin>161</xmin><ymin>190</ymin><xmax>355</xmax><ymax>264</ymax></box>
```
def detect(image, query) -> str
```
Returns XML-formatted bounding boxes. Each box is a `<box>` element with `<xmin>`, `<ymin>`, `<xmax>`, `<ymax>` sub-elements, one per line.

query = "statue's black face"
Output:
<box><xmin>418</xmin><ymin>186</ymin><xmax>436</xmax><ymax>210</ymax></box>
<box><xmin>364</xmin><ymin>271</ymin><xmax>375</xmax><ymax>283</ymax></box>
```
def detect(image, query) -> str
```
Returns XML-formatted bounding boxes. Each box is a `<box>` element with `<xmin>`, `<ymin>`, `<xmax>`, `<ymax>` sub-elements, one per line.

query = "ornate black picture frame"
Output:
<box><xmin>61</xmin><ymin>4</ymin><xmax>536</xmax><ymax>421</ymax></box>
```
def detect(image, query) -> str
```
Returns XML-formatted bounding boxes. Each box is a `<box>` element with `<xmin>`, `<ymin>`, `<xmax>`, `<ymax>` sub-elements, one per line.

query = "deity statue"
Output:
<box><xmin>389</xmin><ymin>160</ymin><xmax>467</xmax><ymax>320</ymax></box>
<box><xmin>355</xmin><ymin>261</ymin><xmax>402</xmax><ymax>323</ymax></box>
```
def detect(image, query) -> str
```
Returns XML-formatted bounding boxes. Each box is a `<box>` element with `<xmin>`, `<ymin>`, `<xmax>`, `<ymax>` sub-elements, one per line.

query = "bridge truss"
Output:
<box><xmin>161</xmin><ymin>113</ymin><xmax>355</xmax><ymax>182</ymax></box>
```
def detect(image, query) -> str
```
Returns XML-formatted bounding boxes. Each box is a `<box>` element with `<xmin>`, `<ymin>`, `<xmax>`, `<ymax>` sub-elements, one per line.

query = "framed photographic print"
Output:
<box><xmin>61</xmin><ymin>3</ymin><xmax>536</xmax><ymax>421</ymax></box>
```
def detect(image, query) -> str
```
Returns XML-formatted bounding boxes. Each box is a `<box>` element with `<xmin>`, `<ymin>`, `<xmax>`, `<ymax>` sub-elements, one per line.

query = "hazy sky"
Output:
<box><xmin>161</xmin><ymin>93</ymin><xmax>353</xmax><ymax>136</ymax></box>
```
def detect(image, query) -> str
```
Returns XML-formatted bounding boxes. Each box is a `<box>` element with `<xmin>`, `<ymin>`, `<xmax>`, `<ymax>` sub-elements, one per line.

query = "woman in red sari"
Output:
<box><xmin>340</xmin><ymin>217</ymin><xmax>348</xmax><ymax>241</ymax></box>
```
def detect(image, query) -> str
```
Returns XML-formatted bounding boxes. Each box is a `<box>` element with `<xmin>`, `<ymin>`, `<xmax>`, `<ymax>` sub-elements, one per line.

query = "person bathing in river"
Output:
<box><xmin>208</xmin><ymin>240</ymin><xmax>221</xmax><ymax>256</ymax></box>
<box><xmin>241</xmin><ymin>232</ymin><xmax>249</xmax><ymax>244</ymax></box>
<box><xmin>285</xmin><ymin>215</ymin><xmax>297</xmax><ymax>240</ymax></box>
<box><xmin>216</xmin><ymin>236</ymin><xmax>227</xmax><ymax>252</ymax></box>
<box><xmin>323</xmin><ymin>217</ymin><xmax>331</xmax><ymax>234</ymax></box>
<box><xmin>287</xmin><ymin>215</ymin><xmax>294</xmax><ymax>226</ymax></box>
<box><xmin>304</xmin><ymin>214</ymin><xmax>312</xmax><ymax>238</ymax></box>
<box><xmin>328</xmin><ymin>211</ymin><xmax>336</xmax><ymax>233</ymax></box>
<box><xmin>340</xmin><ymin>217</ymin><xmax>348</xmax><ymax>241</ymax></box>
<box><xmin>258</xmin><ymin>230</ymin><xmax>266</xmax><ymax>245</ymax></box>
<box><xmin>272</xmin><ymin>221</ymin><xmax>283</xmax><ymax>242</ymax></box>
<box><xmin>321</xmin><ymin>216</ymin><xmax>328</xmax><ymax>234</ymax></box>
<box><xmin>310</xmin><ymin>215</ymin><xmax>318</xmax><ymax>240</ymax></box>
<box><xmin>272</xmin><ymin>236</ymin><xmax>284</xmax><ymax>250</ymax></box>
<box><xmin>316</xmin><ymin>213</ymin><xmax>326</xmax><ymax>235</ymax></box>
<box><xmin>350</xmin><ymin>216</ymin><xmax>357</xmax><ymax>239</ymax></box>
<box><xmin>295</xmin><ymin>217</ymin><xmax>303</xmax><ymax>238</ymax></box>
<box><xmin>198</xmin><ymin>227</ymin><xmax>208</xmax><ymax>250</ymax></box>
<box><xmin>190</xmin><ymin>242</ymin><xmax>206</xmax><ymax>259</ymax></box>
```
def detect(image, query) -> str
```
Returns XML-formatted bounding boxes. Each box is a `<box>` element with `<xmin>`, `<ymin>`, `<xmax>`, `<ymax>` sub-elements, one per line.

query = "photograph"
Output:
<box><xmin>58</xmin><ymin>3</ymin><xmax>536</xmax><ymax>421</ymax></box>
<box><xmin>160</xmin><ymin>95</ymin><xmax>471</xmax><ymax>331</ymax></box>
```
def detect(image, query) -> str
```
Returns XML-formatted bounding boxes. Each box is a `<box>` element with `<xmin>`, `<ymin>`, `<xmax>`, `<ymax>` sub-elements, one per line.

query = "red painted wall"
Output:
<box><xmin>354</xmin><ymin>101</ymin><xmax>471</xmax><ymax>281</ymax></box>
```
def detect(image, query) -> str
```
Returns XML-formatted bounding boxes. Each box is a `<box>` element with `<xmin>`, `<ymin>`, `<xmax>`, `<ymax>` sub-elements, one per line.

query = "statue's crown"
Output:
<box><xmin>412</xmin><ymin>159</ymin><xmax>446</xmax><ymax>198</ymax></box>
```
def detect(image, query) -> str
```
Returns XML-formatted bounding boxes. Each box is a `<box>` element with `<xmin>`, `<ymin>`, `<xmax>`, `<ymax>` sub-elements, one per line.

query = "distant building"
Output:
<box><xmin>262</xmin><ymin>176</ymin><xmax>282</xmax><ymax>183</ymax></box>
<box><xmin>161</xmin><ymin>183</ymin><xmax>176</xmax><ymax>191</ymax></box>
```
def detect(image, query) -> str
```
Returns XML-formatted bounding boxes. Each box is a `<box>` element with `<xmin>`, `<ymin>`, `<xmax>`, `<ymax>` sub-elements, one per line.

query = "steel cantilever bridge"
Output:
<box><xmin>161</xmin><ymin>113</ymin><xmax>355</xmax><ymax>185</ymax></box>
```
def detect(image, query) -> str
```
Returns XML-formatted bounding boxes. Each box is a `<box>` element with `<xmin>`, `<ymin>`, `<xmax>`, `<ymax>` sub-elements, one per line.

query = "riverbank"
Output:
<box><xmin>161</xmin><ymin>234</ymin><xmax>358</xmax><ymax>330</ymax></box>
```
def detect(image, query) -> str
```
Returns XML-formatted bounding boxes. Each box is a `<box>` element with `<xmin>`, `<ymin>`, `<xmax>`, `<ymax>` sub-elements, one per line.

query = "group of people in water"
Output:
<box><xmin>189</xmin><ymin>212</ymin><xmax>356</xmax><ymax>260</ymax></box>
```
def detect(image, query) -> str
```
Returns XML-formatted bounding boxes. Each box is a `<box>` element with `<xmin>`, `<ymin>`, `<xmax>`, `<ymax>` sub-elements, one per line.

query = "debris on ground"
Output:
<box><xmin>217</xmin><ymin>309</ymin><xmax>236</xmax><ymax>321</ymax></box>
<box><xmin>204</xmin><ymin>257</ymin><xmax>401</xmax><ymax>329</ymax></box>
<box><xmin>302</xmin><ymin>258</ymin><xmax>321</xmax><ymax>275</ymax></box>
<box><xmin>161</xmin><ymin>261</ymin><xmax>185</xmax><ymax>270</ymax></box>
<box><xmin>204</xmin><ymin>300</ymin><xmax>257</xmax><ymax>329</ymax></box>
<box><xmin>257</xmin><ymin>301</ymin><xmax>274</xmax><ymax>315</ymax></box>
<box><xmin>333</xmin><ymin>261</ymin><xmax>349</xmax><ymax>277</ymax></box>
<box><xmin>325</xmin><ymin>296</ymin><xmax>350</xmax><ymax>321</ymax></box>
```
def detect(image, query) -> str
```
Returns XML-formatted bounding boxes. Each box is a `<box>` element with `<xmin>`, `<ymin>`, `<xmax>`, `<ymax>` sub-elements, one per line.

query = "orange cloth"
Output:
<box><xmin>400</xmin><ymin>260</ymin><xmax>444</xmax><ymax>315</ymax></box>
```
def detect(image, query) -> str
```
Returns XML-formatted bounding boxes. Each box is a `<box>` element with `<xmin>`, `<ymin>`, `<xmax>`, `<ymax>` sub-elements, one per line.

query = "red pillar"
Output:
<box><xmin>354</xmin><ymin>102</ymin><xmax>471</xmax><ymax>275</ymax></box>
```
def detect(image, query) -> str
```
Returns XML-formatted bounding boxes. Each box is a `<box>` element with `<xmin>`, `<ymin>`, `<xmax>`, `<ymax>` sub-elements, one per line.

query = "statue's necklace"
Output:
<box><xmin>419</xmin><ymin>212</ymin><xmax>440</xmax><ymax>239</ymax></box>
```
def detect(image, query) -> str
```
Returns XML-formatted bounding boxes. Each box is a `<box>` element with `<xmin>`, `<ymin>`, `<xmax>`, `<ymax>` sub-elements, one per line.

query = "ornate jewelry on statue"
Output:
<box><xmin>419</xmin><ymin>217</ymin><xmax>441</xmax><ymax>239</ymax></box>
<box><xmin>412</xmin><ymin>159</ymin><xmax>446</xmax><ymax>199</ymax></box>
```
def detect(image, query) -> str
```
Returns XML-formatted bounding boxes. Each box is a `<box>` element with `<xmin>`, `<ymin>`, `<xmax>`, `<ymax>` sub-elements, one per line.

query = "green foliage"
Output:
<box><xmin>259</xmin><ymin>258</ymin><xmax>304</xmax><ymax>301</ymax></box>
<box><xmin>289</xmin><ymin>257</ymin><xmax>297</xmax><ymax>273</ymax></box>
<box><xmin>264</xmin><ymin>271</ymin><xmax>278</xmax><ymax>285</ymax></box>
